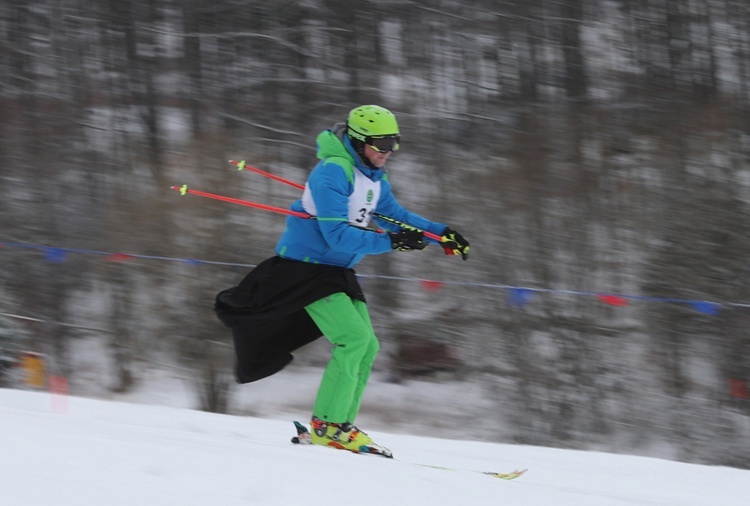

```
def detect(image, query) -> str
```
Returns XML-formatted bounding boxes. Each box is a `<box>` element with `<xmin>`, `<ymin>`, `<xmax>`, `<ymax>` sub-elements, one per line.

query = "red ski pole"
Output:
<box><xmin>228</xmin><ymin>160</ymin><xmax>444</xmax><ymax>242</ymax></box>
<box><xmin>170</xmin><ymin>185</ymin><xmax>312</xmax><ymax>219</ymax></box>
<box><xmin>230</xmin><ymin>160</ymin><xmax>305</xmax><ymax>191</ymax></box>
<box><xmin>171</xmin><ymin>185</ymin><xmax>395</xmax><ymax>239</ymax></box>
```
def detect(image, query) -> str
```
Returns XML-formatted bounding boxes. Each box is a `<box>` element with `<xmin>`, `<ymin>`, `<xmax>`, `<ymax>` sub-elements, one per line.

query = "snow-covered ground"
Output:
<box><xmin>2</xmin><ymin>387</ymin><xmax>748</xmax><ymax>506</ymax></box>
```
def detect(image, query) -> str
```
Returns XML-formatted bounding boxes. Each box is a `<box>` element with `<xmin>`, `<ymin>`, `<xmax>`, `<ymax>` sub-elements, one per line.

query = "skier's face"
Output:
<box><xmin>363</xmin><ymin>144</ymin><xmax>392</xmax><ymax>168</ymax></box>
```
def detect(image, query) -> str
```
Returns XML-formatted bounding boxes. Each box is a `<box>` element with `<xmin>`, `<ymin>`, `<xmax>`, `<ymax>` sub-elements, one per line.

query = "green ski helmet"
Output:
<box><xmin>347</xmin><ymin>105</ymin><xmax>400</xmax><ymax>151</ymax></box>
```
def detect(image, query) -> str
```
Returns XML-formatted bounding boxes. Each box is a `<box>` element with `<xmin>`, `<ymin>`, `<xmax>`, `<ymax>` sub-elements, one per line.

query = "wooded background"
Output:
<box><xmin>2</xmin><ymin>0</ymin><xmax>750</xmax><ymax>467</ymax></box>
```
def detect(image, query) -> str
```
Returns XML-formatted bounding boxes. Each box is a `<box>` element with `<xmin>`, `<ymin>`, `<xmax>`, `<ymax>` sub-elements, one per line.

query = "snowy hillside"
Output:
<box><xmin>2</xmin><ymin>388</ymin><xmax>748</xmax><ymax>506</ymax></box>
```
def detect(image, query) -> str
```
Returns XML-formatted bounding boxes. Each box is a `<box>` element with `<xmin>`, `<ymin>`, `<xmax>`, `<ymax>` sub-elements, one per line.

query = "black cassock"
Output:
<box><xmin>214</xmin><ymin>256</ymin><xmax>365</xmax><ymax>383</ymax></box>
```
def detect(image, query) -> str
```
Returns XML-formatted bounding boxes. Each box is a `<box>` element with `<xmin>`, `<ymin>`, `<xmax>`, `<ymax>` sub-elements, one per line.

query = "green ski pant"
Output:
<box><xmin>305</xmin><ymin>292</ymin><xmax>380</xmax><ymax>424</ymax></box>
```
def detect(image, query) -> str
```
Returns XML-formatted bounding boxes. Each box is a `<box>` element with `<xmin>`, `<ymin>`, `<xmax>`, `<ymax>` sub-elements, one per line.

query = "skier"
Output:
<box><xmin>215</xmin><ymin>105</ymin><xmax>469</xmax><ymax>454</ymax></box>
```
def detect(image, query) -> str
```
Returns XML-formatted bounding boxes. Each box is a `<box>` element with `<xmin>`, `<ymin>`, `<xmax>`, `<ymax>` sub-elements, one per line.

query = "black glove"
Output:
<box><xmin>389</xmin><ymin>229</ymin><xmax>427</xmax><ymax>251</ymax></box>
<box><xmin>441</xmin><ymin>227</ymin><xmax>470</xmax><ymax>260</ymax></box>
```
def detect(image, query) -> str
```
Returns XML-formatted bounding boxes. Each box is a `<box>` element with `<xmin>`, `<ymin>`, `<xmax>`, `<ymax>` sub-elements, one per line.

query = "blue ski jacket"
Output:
<box><xmin>274</xmin><ymin>123</ymin><xmax>447</xmax><ymax>269</ymax></box>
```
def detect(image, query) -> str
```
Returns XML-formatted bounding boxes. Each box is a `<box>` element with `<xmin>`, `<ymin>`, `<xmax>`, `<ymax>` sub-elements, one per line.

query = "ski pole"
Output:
<box><xmin>171</xmin><ymin>185</ymin><xmax>402</xmax><ymax>235</ymax></box>
<box><xmin>170</xmin><ymin>185</ymin><xmax>312</xmax><ymax>219</ymax></box>
<box><xmin>228</xmin><ymin>160</ymin><xmax>444</xmax><ymax>242</ymax></box>
<box><xmin>170</xmin><ymin>185</ymin><xmax>405</xmax><ymax>239</ymax></box>
<box><xmin>231</xmin><ymin>159</ymin><xmax>305</xmax><ymax>191</ymax></box>
<box><xmin>171</xmin><ymin>184</ymin><xmax>445</xmax><ymax>244</ymax></box>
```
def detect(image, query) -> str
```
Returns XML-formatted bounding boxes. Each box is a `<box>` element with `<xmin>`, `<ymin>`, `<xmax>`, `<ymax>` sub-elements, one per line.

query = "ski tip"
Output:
<box><xmin>485</xmin><ymin>468</ymin><xmax>528</xmax><ymax>480</ymax></box>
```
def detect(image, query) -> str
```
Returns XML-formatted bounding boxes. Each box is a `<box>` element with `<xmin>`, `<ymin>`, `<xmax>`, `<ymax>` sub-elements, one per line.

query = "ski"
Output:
<box><xmin>290</xmin><ymin>421</ymin><xmax>527</xmax><ymax>480</ymax></box>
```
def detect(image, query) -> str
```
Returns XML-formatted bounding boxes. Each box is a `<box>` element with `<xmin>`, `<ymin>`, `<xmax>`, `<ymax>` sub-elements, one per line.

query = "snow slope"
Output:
<box><xmin>2</xmin><ymin>388</ymin><xmax>748</xmax><ymax>506</ymax></box>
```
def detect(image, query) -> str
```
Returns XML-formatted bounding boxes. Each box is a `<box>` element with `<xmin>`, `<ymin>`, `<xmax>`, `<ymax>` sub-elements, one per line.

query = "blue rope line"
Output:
<box><xmin>1</xmin><ymin>241</ymin><xmax>745</xmax><ymax>311</ymax></box>
<box><xmin>0</xmin><ymin>242</ymin><xmax>257</xmax><ymax>268</ymax></box>
<box><xmin>359</xmin><ymin>274</ymin><xmax>733</xmax><ymax>309</ymax></box>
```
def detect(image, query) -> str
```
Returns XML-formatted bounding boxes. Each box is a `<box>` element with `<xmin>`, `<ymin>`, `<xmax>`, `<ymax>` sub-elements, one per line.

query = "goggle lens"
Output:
<box><xmin>368</xmin><ymin>136</ymin><xmax>400</xmax><ymax>153</ymax></box>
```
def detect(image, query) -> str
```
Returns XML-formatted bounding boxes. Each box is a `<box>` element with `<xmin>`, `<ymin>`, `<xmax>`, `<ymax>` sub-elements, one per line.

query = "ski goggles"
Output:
<box><xmin>367</xmin><ymin>135</ymin><xmax>400</xmax><ymax>153</ymax></box>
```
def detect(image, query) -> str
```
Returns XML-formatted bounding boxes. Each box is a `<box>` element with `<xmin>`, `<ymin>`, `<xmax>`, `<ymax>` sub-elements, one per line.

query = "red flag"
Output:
<box><xmin>420</xmin><ymin>280</ymin><xmax>444</xmax><ymax>292</ymax></box>
<box><xmin>728</xmin><ymin>378</ymin><xmax>749</xmax><ymax>399</ymax></box>
<box><xmin>596</xmin><ymin>294</ymin><xmax>629</xmax><ymax>307</ymax></box>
